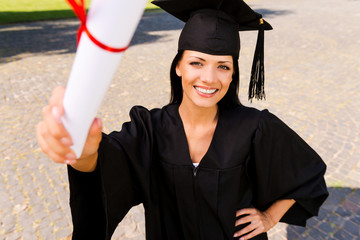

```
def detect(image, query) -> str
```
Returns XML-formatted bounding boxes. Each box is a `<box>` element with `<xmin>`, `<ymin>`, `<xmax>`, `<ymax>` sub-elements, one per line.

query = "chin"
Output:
<box><xmin>192</xmin><ymin>98</ymin><xmax>220</xmax><ymax>109</ymax></box>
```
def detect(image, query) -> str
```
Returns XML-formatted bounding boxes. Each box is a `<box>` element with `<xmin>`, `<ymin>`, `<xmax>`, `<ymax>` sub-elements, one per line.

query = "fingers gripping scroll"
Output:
<box><xmin>36</xmin><ymin>86</ymin><xmax>102</xmax><ymax>172</ymax></box>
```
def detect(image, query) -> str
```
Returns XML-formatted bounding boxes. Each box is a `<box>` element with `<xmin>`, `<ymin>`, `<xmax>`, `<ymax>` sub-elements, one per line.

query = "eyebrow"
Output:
<box><xmin>189</xmin><ymin>56</ymin><xmax>232</xmax><ymax>64</ymax></box>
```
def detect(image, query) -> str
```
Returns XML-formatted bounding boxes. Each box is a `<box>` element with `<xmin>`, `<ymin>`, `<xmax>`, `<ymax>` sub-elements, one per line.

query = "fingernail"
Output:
<box><xmin>240</xmin><ymin>238</ymin><xmax>245</xmax><ymax>240</ymax></box>
<box><xmin>233</xmin><ymin>233</ymin><xmax>238</xmax><ymax>237</ymax></box>
<box><xmin>95</xmin><ymin>118</ymin><xmax>102</xmax><ymax>127</ymax></box>
<box><xmin>60</xmin><ymin>137</ymin><xmax>72</xmax><ymax>146</ymax></box>
<box><xmin>65</xmin><ymin>153</ymin><xmax>76</xmax><ymax>160</ymax></box>
<box><xmin>65</xmin><ymin>160</ymin><xmax>76</xmax><ymax>165</ymax></box>
<box><xmin>52</xmin><ymin>106</ymin><xmax>61</xmax><ymax>124</ymax></box>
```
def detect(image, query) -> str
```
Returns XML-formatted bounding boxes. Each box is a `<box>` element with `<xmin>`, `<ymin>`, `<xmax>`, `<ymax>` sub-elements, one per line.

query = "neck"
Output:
<box><xmin>179</xmin><ymin>102</ymin><xmax>218</xmax><ymax>127</ymax></box>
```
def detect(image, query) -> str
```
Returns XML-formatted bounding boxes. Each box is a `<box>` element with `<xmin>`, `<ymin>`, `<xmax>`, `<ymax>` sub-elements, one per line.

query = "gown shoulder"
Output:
<box><xmin>247</xmin><ymin>107</ymin><xmax>329</xmax><ymax>226</ymax></box>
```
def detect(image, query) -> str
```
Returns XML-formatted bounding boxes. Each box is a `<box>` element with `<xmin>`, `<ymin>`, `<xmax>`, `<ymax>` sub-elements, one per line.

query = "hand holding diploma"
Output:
<box><xmin>62</xmin><ymin>0</ymin><xmax>147</xmax><ymax>157</ymax></box>
<box><xmin>36</xmin><ymin>86</ymin><xmax>102</xmax><ymax>172</ymax></box>
<box><xmin>36</xmin><ymin>0</ymin><xmax>147</xmax><ymax>166</ymax></box>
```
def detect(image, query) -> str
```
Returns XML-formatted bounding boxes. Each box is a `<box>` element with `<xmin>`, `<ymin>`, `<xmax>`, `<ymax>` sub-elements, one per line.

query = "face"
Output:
<box><xmin>176</xmin><ymin>50</ymin><xmax>233</xmax><ymax>109</ymax></box>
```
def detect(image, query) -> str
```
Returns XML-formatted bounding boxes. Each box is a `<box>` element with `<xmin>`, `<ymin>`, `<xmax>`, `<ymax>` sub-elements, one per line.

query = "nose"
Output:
<box><xmin>200</xmin><ymin>66</ymin><xmax>217</xmax><ymax>84</ymax></box>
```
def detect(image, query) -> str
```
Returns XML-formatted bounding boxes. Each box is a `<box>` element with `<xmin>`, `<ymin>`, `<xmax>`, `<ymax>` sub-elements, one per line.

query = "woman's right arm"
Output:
<box><xmin>36</xmin><ymin>86</ymin><xmax>102</xmax><ymax>172</ymax></box>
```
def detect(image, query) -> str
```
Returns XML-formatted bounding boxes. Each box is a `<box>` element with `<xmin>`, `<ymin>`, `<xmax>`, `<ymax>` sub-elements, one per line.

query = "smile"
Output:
<box><xmin>194</xmin><ymin>86</ymin><xmax>218</xmax><ymax>94</ymax></box>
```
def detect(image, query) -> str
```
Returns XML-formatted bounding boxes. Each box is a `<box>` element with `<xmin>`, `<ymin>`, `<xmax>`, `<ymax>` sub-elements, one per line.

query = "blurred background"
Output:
<box><xmin>0</xmin><ymin>0</ymin><xmax>359</xmax><ymax>239</ymax></box>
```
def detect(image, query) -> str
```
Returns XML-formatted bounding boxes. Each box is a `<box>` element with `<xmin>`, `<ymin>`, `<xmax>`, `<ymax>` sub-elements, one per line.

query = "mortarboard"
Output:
<box><xmin>152</xmin><ymin>0</ymin><xmax>272</xmax><ymax>100</ymax></box>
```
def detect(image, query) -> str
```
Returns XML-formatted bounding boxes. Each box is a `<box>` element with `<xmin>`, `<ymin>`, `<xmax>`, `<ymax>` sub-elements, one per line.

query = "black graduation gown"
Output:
<box><xmin>67</xmin><ymin>104</ymin><xmax>328</xmax><ymax>240</ymax></box>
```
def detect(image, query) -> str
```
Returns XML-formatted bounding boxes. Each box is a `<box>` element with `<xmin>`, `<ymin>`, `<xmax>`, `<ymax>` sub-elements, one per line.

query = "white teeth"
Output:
<box><xmin>195</xmin><ymin>86</ymin><xmax>217</xmax><ymax>94</ymax></box>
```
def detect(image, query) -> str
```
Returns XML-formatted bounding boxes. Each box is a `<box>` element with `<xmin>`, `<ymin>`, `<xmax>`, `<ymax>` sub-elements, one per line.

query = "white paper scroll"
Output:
<box><xmin>62</xmin><ymin>0</ymin><xmax>147</xmax><ymax>157</ymax></box>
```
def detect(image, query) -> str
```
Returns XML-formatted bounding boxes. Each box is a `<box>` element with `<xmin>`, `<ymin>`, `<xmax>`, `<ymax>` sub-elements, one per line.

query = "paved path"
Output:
<box><xmin>0</xmin><ymin>0</ymin><xmax>359</xmax><ymax>239</ymax></box>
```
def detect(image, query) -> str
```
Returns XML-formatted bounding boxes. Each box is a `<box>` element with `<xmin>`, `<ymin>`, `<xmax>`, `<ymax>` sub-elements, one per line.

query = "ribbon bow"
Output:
<box><xmin>66</xmin><ymin>0</ymin><xmax>129</xmax><ymax>53</ymax></box>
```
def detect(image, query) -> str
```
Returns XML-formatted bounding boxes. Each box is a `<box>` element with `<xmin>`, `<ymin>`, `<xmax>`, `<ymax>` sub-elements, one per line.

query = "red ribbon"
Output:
<box><xmin>66</xmin><ymin>0</ymin><xmax>129</xmax><ymax>53</ymax></box>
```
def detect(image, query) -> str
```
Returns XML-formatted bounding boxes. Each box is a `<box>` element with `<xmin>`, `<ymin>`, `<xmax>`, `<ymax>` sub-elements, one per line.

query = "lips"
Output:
<box><xmin>194</xmin><ymin>86</ymin><xmax>218</xmax><ymax>95</ymax></box>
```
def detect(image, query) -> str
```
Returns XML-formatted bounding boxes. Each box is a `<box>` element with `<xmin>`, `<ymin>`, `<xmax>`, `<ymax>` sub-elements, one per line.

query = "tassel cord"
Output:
<box><xmin>248</xmin><ymin>21</ymin><xmax>265</xmax><ymax>101</ymax></box>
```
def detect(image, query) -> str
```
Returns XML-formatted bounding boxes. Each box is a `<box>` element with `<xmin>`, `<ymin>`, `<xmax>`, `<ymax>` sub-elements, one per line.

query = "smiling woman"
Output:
<box><xmin>176</xmin><ymin>50</ymin><xmax>234</xmax><ymax>110</ymax></box>
<box><xmin>170</xmin><ymin>50</ymin><xmax>241</xmax><ymax>109</ymax></box>
<box><xmin>35</xmin><ymin>0</ymin><xmax>328</xmax><ymax>239</ymax></box>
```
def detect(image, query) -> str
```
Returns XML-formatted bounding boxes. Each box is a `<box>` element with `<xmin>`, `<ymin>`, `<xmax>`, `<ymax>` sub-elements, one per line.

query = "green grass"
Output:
<box><xmin>0</xmin><ymin>0</ymin><xmax>159</xmax><ymax>24</ymax></box>
<box><xmin>145</xmin><ymin>1</ymin><xmax>160</xmax><ymax>10</ymax></box>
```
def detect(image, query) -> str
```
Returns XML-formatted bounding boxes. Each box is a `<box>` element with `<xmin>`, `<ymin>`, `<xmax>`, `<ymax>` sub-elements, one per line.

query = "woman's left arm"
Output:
<box><xmin>233</xmin><ymin>199</ymin><xmax>296</xmax><ymax>239</ymax></box>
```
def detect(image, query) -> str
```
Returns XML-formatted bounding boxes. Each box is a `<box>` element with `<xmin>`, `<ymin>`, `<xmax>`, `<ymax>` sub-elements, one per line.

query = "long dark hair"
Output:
<box><xmin>169</xmin><ymin>50</ymin><xmax>241</xmax><ymax>108</ymax></box>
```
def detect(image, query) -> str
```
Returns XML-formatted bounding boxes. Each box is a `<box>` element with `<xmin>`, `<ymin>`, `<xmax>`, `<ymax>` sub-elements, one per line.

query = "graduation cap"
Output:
<box><xmin>152</xmin><ymin>0</ymin><xmax>273</xmax><ymax>100</ymax></box>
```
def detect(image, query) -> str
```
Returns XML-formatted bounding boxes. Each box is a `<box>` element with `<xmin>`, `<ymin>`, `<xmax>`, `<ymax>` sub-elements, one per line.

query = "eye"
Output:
<box><xmin>218</xmin><ymin>65</ymin><xmax>230</xmax><ymax>70</ymax></box>
<box><xmin>190</xmin><ymin>62</ymin><xmax>202</xmax><ymax>66</ymax></box>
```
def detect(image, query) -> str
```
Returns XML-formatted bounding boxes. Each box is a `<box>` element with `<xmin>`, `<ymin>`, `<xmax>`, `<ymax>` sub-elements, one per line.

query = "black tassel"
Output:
<box><xmin>248</xmin><ymin>19</ymin><xmax>265</xmax><ymax>101</ymax></box>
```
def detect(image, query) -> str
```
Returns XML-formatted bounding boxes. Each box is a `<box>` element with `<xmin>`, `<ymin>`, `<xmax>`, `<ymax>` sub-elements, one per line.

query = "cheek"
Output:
<box><xmin>221</xmin><ymin>74</ymin><xmax>233</xmax><ymax>90</ymax></box>
<box><xmin>181</xmin><ymin>70</ymin><xmax>198</xmax><ymax>85</ymax></box>
<box><xmin>181</xmin><ymin>76</ymin><xmax>192</xmax><ymax>92</ymax></box>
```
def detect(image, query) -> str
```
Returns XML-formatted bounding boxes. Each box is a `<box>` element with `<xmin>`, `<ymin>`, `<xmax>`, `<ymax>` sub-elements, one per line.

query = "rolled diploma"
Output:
<box><xmin>62</xmin><ymin>0</ymin><xmax>147</xmax><ymax>158</ymax></box>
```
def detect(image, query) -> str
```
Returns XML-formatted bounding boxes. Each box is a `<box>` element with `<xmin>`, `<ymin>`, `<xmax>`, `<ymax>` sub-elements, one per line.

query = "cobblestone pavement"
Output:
<box><xmin>0</xmin><ymin>0</ymin><xmax>359</xmax><ymax>239</ymax></box>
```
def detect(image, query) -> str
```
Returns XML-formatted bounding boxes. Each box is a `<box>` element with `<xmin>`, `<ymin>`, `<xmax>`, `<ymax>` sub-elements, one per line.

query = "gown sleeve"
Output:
<box><xmin>67</xmin><ymin>106</ymin><xmax>154</xmax><ymax>239</ymax></box>
<box><xmin>249</xmin><ymin>109</ymin><xmax>328</xmax><ymax>226</ymax></box>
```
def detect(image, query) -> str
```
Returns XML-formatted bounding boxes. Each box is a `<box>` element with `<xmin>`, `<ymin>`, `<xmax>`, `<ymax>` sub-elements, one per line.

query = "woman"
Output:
<box><xmin>36</xmin><ymin>1</ymin><xmax>328</xmax><ymax>239</ymax></box>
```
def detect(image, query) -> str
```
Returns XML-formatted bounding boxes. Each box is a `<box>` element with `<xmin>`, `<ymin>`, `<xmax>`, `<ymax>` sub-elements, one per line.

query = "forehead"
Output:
<box><xmin>183</xmin><ymin>50</ymin><xmax>233</xmax><ymax>62</ymax></box>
